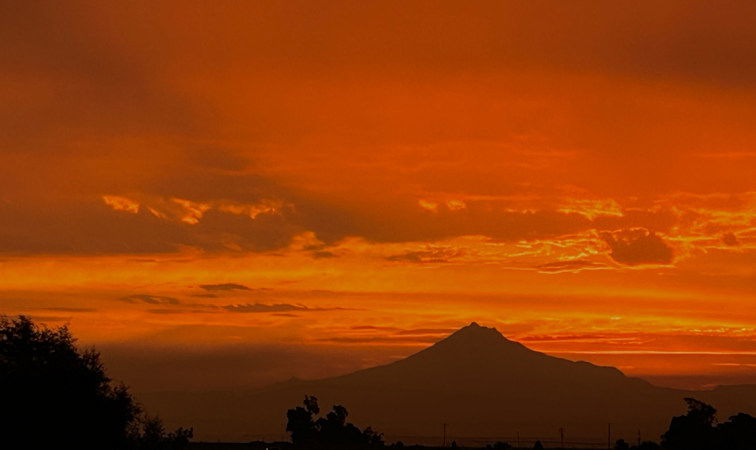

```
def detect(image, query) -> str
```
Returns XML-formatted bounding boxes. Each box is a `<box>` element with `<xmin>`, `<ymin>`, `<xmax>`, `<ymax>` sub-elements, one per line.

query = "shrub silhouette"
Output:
<box><xmin>533</xmin><ymin>440</ymin><xmax>544</xmax><ymax>449</ymax></box>
<box><xmin>286</xmin><ymin>395</ymin><xmax>384</xmax><ymax>447</ymax></box>
<box><xmin>317</xmin><ymin>404</ymin><xmax>364</xmax><ymax>445</ymax></box>
<box><xmin>132</xmin><ymin>415</ymin><xmax>194</xmax><ymax>449</ymax></box>
<box><xmin>715</xmin><ymin>412</ymin><xmax>756</xmax><ymax>450</ymax></box>
<box><xmin>662</xmin><ymin>398</ymin><xmax>718</xmax><ymax>450</ymax></box>
<box><xmin>661</xmin><ymin>398</ymin><xmax>756</xmax><ymax>450</ymax></box>
<box><xmin>0</xmin><ymin>315</ymin><xmax>191</xmax><ymax>449</ymax></box>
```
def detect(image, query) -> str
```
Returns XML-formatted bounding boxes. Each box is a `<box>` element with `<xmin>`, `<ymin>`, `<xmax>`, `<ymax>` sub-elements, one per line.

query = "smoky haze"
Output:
<box><xmin>139</xmin><ymin>323</ymin><xmax>756</xmax><ymax>443</ymax></box>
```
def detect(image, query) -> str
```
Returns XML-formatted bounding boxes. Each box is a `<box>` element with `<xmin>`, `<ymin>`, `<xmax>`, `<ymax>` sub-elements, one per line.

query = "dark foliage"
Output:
<box><xmin>132</xmin><ymin>415</ymin><xmax>194</xmax><ymax>449</ymax></box>
<box><xmin>662</xmin><ymin>398</ymin><xmax>717</xmax><ymax>450</ymax></box>
<box><xmin>287</xmin><ymin>395</ymin><xmax>321</xmax><ymax>445</ymax></box>
<box><xmin>614</xmin><ymin>439</ymin><xmax>630</xmax><ymax>450</ymax></box>
<box><xmin>0</xmin><ymin>315</ymin><xmax>137</xmax><ymax>448</ymax></box>
<box><xmin>716</xmin><ymin>413</ymin><xmax>756</xmax><ymax>450</ymax></box>
<box><xmin>0</xmin><ymin>315</ymin><xmax>191</xmax><ymax>450</ymax></box>
<box><xmin>533</xmin><ymin>440</ymin><xmax>543</xmax><ymax>450</ymax></box>
<box><xmin>661</xmin><ymin>398</ymin><xmax>756</xmax><ymax>450</ymax></box>
<box><xmin>286</xmin><ymin>396</ymin><xmax>384</xmax><ymax>447</ymax></box>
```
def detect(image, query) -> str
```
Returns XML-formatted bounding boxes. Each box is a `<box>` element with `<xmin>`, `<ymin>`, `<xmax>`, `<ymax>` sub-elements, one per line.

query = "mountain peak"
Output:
<box><xmin>457</xmin><ymin>321</ymin><xmax>502</xmax><ymax>334</ymax></box>
<box><xmin>442</xmin><ymin>322</ymin><xmax>508</xmax><ymax>345</ymax></box>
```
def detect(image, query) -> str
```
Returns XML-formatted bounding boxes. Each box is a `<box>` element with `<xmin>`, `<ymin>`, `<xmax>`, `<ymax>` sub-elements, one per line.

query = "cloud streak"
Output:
<box><xmin>536</xmin><ymin>259</ymin><xmax>608</xmax><ymax>273</ymax></box>
<box><xmin>221</xmin><ymin>303</ymin><xmax>349</xmax><ymax>313</ymax></box>
<box><xmin>199</xmin><ymin>283</ymin><xmax>252</xmax><ymax>291</ymax></box>
<box><xmin>120</xmin><ymin>295</ymin><xmax>180</xmax><ymax>305</ymax></box>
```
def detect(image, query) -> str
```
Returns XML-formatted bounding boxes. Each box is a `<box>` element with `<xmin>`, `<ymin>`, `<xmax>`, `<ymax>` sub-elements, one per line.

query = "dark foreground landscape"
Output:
<box><xmin>3</xmin><ymin>316</ymin><xmax>756</xmax><ymax>449</ymax></box>
<box><xmin>183</xmin><ymin>393</ymin><xmax>756</xmax><ymax>449</ymax></box>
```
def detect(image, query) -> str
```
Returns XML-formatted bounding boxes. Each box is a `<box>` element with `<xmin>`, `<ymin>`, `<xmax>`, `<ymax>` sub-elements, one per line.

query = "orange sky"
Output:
<box><xmin>1</xmin><ymin>0</ymin><xmax>755</xmax><ymax>392</ymax></box>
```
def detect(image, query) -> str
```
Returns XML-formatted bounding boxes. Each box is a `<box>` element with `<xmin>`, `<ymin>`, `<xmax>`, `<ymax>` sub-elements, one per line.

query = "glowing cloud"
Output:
<box><xmin>217</xmin><ymin>200</ymin><xmax>283</xmax><ymax>219</ymax></box>
<box><xmin>102</xmin><ymin>195</ymin><xmax>140</xmax><ymax>214</ymax></box>
<box><xmin>418</xmin><ymin>199</ymin><xmax>439</xmax><ymax>212</ymax></box>
<box><xmin>171</xmin><ymin>198</ymin><xmax>211</xmax><ymax>225</ymax></box>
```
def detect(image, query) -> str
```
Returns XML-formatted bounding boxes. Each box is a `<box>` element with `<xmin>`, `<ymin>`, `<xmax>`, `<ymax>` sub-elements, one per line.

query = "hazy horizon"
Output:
<box><xmin>95</xmin><ymin>321</ymin><xmax>756</xmax><ymax>395</ymax></box>
<box><xmin>130</xmin><ymin>322</ymin><xmax>756</xmax><ymax>443</ymax></box>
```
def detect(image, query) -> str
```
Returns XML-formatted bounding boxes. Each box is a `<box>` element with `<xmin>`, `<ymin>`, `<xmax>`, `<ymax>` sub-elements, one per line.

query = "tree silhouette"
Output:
<box><xmin>661</xmin><ymin>398</ymin><xmax>756</xmax><ymax>450</ymax></box>
<box><xmin>533</xmin><ymin>440</ymin><xmax>544</xmax><ymax>449</ymax></box>
<box><xmin>0</xmin><ymin>315</ymin><xmax>191</xmax><ymax>449</ymax></box>
<box><xmin>317</xmin><ymin>404</ymin><xmax>363</xmax><ymax>445</ymax></box>
<box><xmin>286</xmin><ymin>396</ymin><xmax>384</xmax><ymax>447</ymax></box>
<box><xmin>286</xmin><ymin>395</ymin><xmax>321</xmax><ymax>445</ymax></box>
<box><xmin>614</xmin><ymin>438</ymin><xmax>630</xmax><ymax>450</ymax></box>
<box><xmin>661</xmin><ymin>398</ymin><xmax>718</xmax><ymax>450</ymax></box>
<box><xmin>132</xmin><ymin>415</ymin><xmax>194</xmax><ymax>450</ymax></box>
<box><xmin>716</xmin><ymin>412</ymin><xmax>756</xmax><ymax>450</ymax></box>
<box><xmin>0</xmin><ymin>315</ymin><xmax>138</xmax><ymax>448</ymax></box>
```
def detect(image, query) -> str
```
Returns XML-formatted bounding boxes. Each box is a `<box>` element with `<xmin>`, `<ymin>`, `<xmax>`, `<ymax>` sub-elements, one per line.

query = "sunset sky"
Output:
<box><xmin>1</xmin><ymin>1</ymin><xmax>755</xmax><ymax>392</ymax></box>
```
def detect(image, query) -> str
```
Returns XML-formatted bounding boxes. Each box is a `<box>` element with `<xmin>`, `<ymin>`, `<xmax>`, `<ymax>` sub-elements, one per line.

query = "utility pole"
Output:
<box><xmin>607</xmin><ymin>423</ymin><xmax>612</xmax><ymax>450</ymax></box>
<box><xmin>516</xmin><ymin>431</ymin><xmax>520</xmax><ymax>449</ymax></box>
<box><xmin>637</xmin><ymin>429</ymin><xmax>641</xmax><ymax>447</ymax></box>
<box><xmin>442</xmin><ymin>423</ymin><xmax>447</xmax><ymax>447</ymax></box>
<box><xmin>559</xmin><ymin>427</ymin><xmax>565</xmax><ymax>448</ymax></box>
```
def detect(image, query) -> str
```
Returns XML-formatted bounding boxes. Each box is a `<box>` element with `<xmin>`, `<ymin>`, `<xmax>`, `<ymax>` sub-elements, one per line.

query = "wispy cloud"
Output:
<box><xmin>536</xmin><ymin>259</ymin><xmax>608</xmax><ymax>273</ymax></box>
<box><xmin>316</xmin><ymin>335</ymin><xmax>440</xmax><ymax>345</ymax></box>
<box><xmin>146</xmin><ymin>308</ymin><xmax>187</xmax><ymax>315</ymax></box>
<box><xmin>386</xmin><ymin>248</ymin><xmax>464</xmax><ymax>264</ymax></box>
<box><xmin>31</xmin><ymin>307</ymin><xmax>97</xmax><ymax>312</ymax></box>
<box><xmin>222</xmin><ymin>303</ymin><xmax>349</xmax><ymax>313</ymax></box>
<box><xmin>395</xmin><ymin>328</ymin><xmax>456</xmax><ymax>335</ymax></box>
<box><xmin>199</xmin><ymin>283</ymin><xmax>252</xmax><ymax>291</ymax></box>
<box><xmin>120</xmin><ymin>294</ymin><xmax>180</xmax><ymax>305</ymax></box>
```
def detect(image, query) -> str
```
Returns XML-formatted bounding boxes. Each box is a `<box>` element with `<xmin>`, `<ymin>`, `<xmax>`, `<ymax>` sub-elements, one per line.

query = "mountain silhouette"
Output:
<box><xmin>142</xmin><ymin>323</ymin><xmax>756</xmax><ymax>443</ymax></box>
